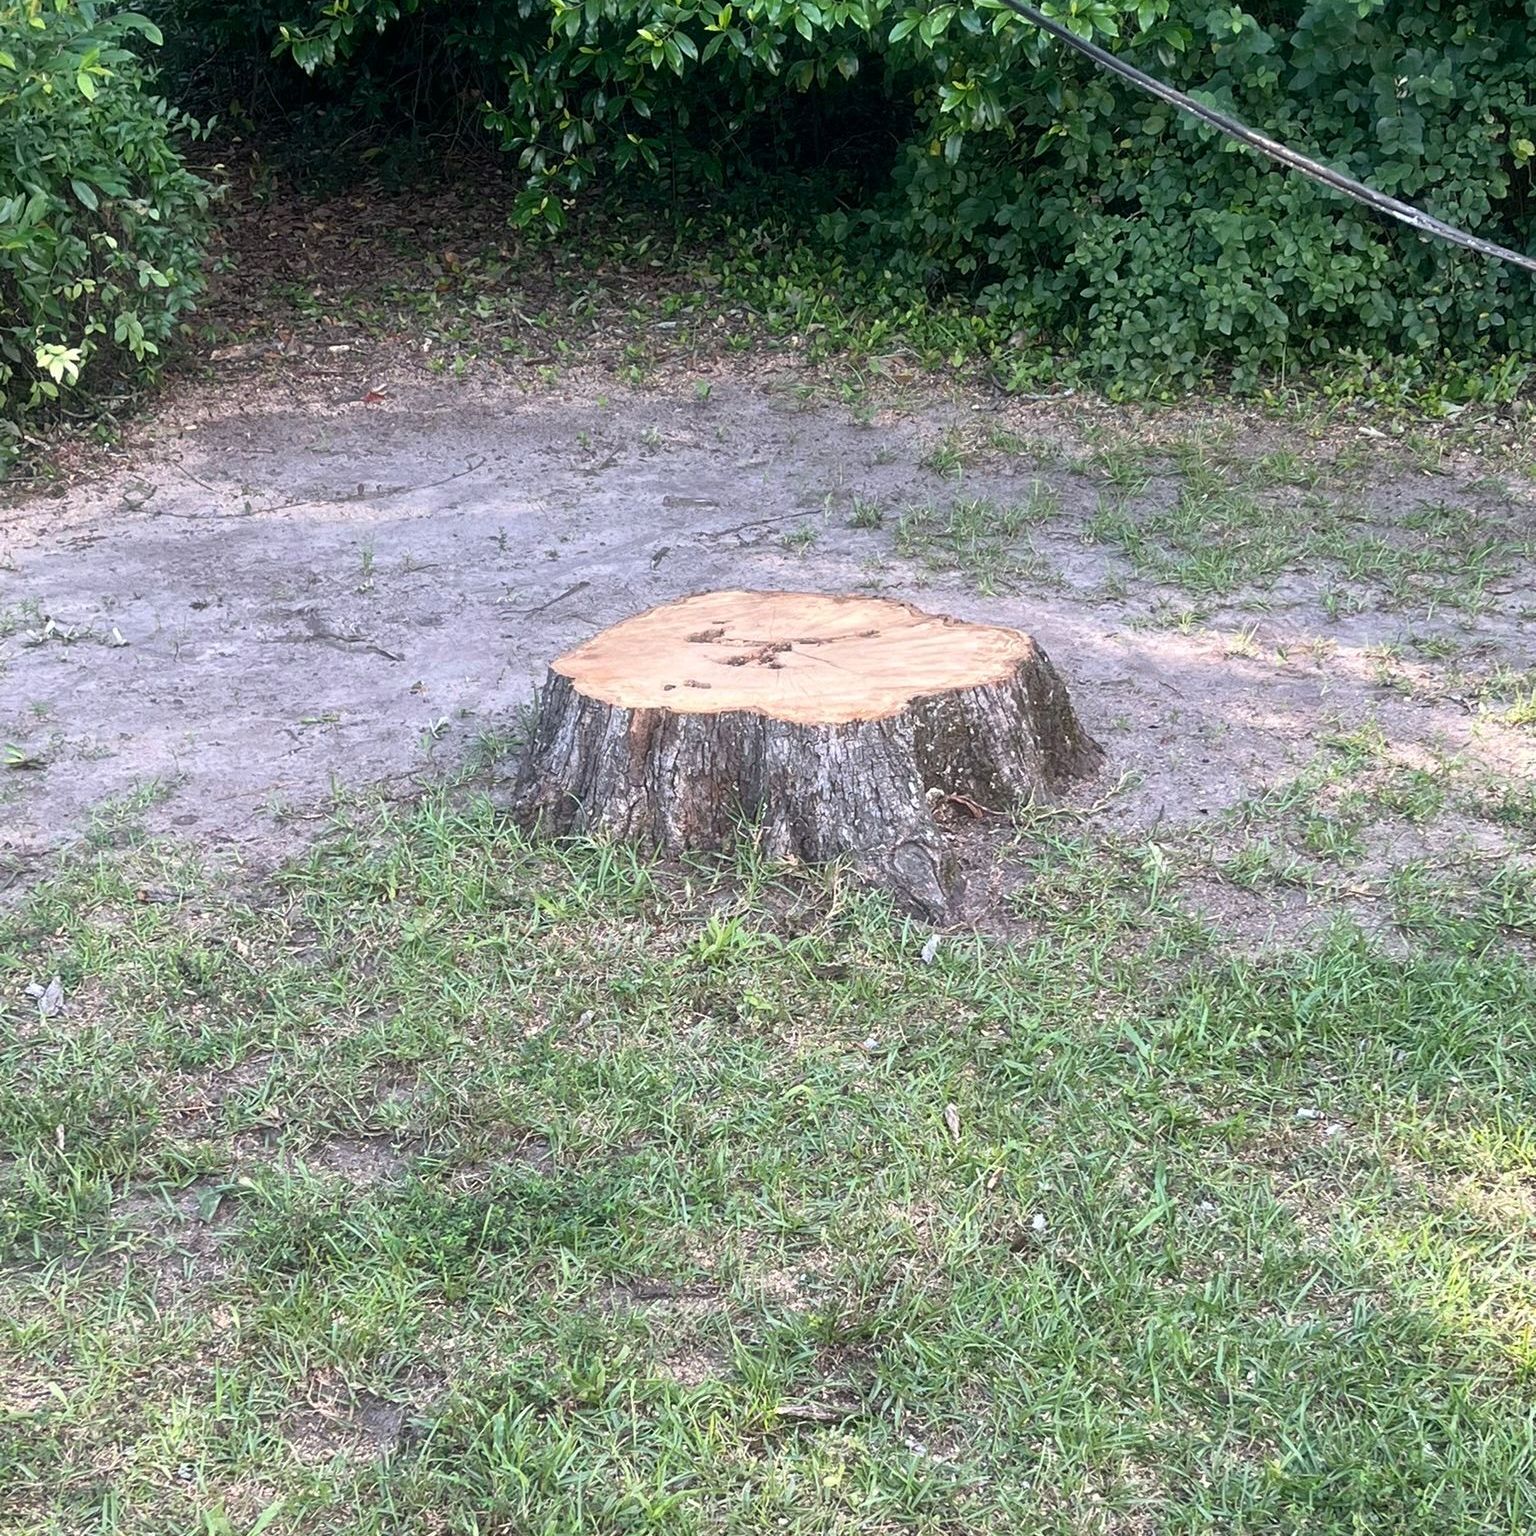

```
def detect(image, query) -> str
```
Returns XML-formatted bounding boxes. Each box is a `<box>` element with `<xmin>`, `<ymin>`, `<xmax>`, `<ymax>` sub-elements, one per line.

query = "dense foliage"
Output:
<box><xmin>237</xmin><ymin>0</ymin><xmax>1536</xmax><ymax>392</ymax></box>
<box><xmin>0</xmin><ymin>0</ymin><xmax>209</xmax><ymax>443</ymax></box>
<box><xmin>870</xmin><ymin>0</ymin><xmax>1536</xmax><ymax>390</ymax></box>
<box><xmin>5</xmin><ymin>0</ymin><xmax>1535</xmax><ymax>422</ymax></box>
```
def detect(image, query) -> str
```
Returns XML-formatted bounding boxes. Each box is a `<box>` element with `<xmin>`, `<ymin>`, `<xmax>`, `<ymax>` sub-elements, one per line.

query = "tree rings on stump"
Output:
<box><xmin>514</xmin><ymin>590</ymin><xmax>1102</xmax><ymax>915</ymax></box>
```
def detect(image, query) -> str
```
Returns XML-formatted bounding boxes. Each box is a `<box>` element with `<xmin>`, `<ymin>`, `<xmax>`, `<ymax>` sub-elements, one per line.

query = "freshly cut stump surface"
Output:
<box><xmin>515</xmin><ymin>590</ymin><xmax>1102</xmax><ymax>914</ymax></box>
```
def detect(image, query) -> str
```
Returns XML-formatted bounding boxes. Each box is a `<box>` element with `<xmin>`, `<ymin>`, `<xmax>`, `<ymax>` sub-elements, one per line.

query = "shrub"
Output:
<box><xmin>246</xmin><ymin>0</ymin><xmax>1534</xmax><ymax>392</ymax></box>
<box><xmin>152</xmin><ymin>0</ymin><xmax>1536</xmax><ymax>394</ymax></box>
<box><xmin>856</xmin><ymin>0</ymin><xmax>1536</xmax><ymax>393</ymax></box>
<box><xmin>0</xmin><ymin>0</ymin><xmax>210</xmax><ymax>444</ymax></box>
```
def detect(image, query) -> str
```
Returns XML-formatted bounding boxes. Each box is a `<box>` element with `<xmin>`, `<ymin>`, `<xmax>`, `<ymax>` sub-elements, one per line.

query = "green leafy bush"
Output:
<box><xmin>171</xmin><ymin>0</ymin><xmax>1536</xmax><ymax>393</ymax></box>
<box><xmin>1</xmin><ymin>0</ymin><xmax>210</xmax><ymax>442</ymax></box>
<box><xmin>859</xmin><ymin>0</ymin><xmax>1536</xmax><ymax>393</ymax></box>
<box><xmin>245</xmin><ymin>0</ymin><xmax>1535</xmax><ymax>393</ymax></box>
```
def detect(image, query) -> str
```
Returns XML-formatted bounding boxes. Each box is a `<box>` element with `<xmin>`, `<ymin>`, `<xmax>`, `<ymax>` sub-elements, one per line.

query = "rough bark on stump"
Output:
<box><xmin>514</xmin><ymin>590</ymin><xmax>1102</xmax><ymax>915</ymax></box>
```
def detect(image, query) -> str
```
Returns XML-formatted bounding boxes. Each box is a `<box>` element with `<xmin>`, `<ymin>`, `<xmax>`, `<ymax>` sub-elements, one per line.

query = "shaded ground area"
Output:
<box><xmin>4</xmin><ymin>366</ymin><xmax>1534</xmax><ymax>937</ymax></box>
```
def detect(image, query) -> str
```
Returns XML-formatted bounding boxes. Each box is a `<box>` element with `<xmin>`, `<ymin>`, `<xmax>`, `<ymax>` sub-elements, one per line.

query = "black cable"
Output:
<box><xmin>993</xmin><ymin>0</ymin><xmax>1536</xmax><ymax>275</ymax></box>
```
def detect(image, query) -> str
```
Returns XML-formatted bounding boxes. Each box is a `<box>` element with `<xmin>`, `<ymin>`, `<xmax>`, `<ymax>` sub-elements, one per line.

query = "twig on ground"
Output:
<box><xmin>506</xmin><ymin>581</ymin><xmax>591</xmax><ymax>617</ymax></box>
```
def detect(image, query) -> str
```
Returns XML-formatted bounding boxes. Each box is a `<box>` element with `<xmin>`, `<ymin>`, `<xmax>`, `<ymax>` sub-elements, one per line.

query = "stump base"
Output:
<box><xmin>515</xmin><ymin>591</ymin><xmax>1101</xmax><ymax>915</ymax></box>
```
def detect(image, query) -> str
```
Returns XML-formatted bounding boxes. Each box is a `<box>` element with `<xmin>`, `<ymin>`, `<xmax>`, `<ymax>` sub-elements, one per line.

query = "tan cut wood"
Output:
<box><xmin>515</xmin><ymin>590</ymin><xmax>1102</xmax><ymax>914</ymax></box>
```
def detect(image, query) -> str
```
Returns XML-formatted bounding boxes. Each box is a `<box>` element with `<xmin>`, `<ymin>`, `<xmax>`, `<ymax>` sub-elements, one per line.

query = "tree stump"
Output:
<box><xmin>515</xmin><ymin>590</ymin><xmax>1102</xmax><ymax>915</ymax></box>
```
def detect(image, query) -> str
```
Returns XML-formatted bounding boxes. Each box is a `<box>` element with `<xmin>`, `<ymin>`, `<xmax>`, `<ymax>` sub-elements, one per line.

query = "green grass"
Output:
<box><xmin>1501</xmin><ymin>688</ymin><xmax>1536</xmax><ymax>730</ymax></box>
<box><xmin>4</xmin><ymin>794</ymin><xmax>1536</xmax><ymax>1534</ymax></box>
<box><xmin>846</xmin><ymin>496</ymin><xmax>884</xmax><ymax>530</ymax></box>
<box><xmin>894</xmin><ymin>489</ymin><xmax>1058</xmax><ymax>595</ymax></box>
<box><xmin>880</xmin><ymin>436</ymin><xmax>1533</xmax><ymax>611</ymax></box>
<box><xmin>1078</xmin><ymin>446</ymin><xmax>1532</xmax><ymax>608</ymax></box>
<box><xmin>913</xmin><ymin>426</ymin><xmax>1056</xmax><ymax>483</ymax></box>
<box><xmin>1087</xmin><ymin>486</ymin><xmax>1525</xmax><ymax>607</ymax></box>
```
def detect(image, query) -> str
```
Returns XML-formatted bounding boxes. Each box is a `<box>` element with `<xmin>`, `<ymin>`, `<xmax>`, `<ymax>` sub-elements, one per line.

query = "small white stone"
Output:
<box><xmin>1295</xmin><ymin>1107</ymin><xmax>1322</xmax><ymax>1121</ymax></box>
<box><xmin>1031</xmin><ymin>1212</ymin><xmax>1047</xmax><ymax>1233</ymax></box>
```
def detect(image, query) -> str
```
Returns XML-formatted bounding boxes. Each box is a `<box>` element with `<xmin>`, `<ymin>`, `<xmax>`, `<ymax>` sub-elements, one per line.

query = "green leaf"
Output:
<box><xmin>70</xmin><ymin>179</ymin><xmax>99</xmax><ymax>211</ymax></box>
<box><xmin>76</xmin><ymin>71</ymin><xmax>98</xmax><ymax>101</ymax></box>
<box><xmin>248</xmin><ymin>1503</ymin><xmax>286</xmax><ymax>1536</ymax></box>
<box><xmin>119</xmin><ymin>13</ymin><xmax>166</xmax><ymax>45</ymax></box>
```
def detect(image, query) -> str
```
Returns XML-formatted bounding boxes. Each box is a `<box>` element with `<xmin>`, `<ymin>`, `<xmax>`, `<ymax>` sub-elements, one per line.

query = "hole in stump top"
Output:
<box><xmin>551</xmin><ymin>590</ymin><xmax>1040</xmax><ymax>725</ymax></box>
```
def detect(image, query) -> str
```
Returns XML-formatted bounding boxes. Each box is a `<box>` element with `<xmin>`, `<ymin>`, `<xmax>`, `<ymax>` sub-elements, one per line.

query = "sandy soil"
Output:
<box><xmin>3</xmin><ymin>367</ymin><xmax>1533</xmax><ymax>915</ymax></box>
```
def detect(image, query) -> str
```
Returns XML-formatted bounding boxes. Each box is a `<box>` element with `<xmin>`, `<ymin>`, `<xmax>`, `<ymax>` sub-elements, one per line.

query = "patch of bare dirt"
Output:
<box><xmin>3</xmin><ymin>364</ymin><xmax>1533</xmax><ymax>927</ymax></box>
<box><xmin>282</xmin><ymin>1382</ymin><xmax>412</xmax><ymax>1466</ymax></box>
<box><xmin>298</xmin><ymin>1132</ymin><xmax>413</xmax><ymax>1184</ymax></box>
<box><xmin>653</xmin><ymin>1342</ymin><xmax>730</xmax><ymax>1388</ymax></box>
<box><xmin>111</xmin><ymin>1173</ymin><xmax>241</xmax><ymax>1294</ymax></box>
